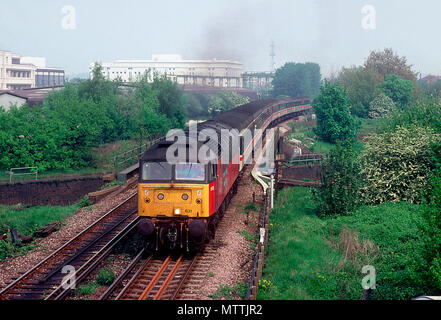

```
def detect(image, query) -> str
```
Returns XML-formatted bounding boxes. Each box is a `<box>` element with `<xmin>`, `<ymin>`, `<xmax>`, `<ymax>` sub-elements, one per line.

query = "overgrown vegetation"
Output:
<box><xmin>272</xmin><ymin>62</ymin><xmax>321</xmax><ymax>99</ymax></box>
<box><xmin>185</xmin><ymin>91</ymin><xmax>249</xmax><ymax>119</ymax></box>
<box><xmin>313</xmin><ymin>142</ymin><xmax>364</xmax><ymax>216</ymax></box>
<box><xmin>259</xmin><ymin>187</ymin><xmax>438</xmax><ymax>300</ymax></box>
<box><xmin>208</xmin><ymin>282</ymin><xmax>248</xmax><ymax>300</ymax></box>
<box><xmin>0</xmin><ymin>64</ymin><xmax>185</xmax><ymax>172</ymax></box>
<box><xmin>0</xmin><ymin>200</ymin><xmax>85</xmax><ymax>261</ymax></box>
<box><xmin>313</xmin><ymin>81</ymin><xmax>358</xmax><ymax>143</ymax></box>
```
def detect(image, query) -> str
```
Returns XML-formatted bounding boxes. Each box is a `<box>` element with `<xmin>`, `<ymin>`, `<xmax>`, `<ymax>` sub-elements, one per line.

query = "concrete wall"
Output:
<box><xmin>0</xmin><ymin>175</ymin><xmax>105</xmax><ymax>206</ymax></box>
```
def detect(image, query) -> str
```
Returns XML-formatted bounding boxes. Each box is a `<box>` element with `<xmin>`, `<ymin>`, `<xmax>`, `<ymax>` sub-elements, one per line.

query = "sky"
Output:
<box><xmin>1</xmin><ymin>0</ymin><xmax>440</xmax><ymax>78</ymax></box>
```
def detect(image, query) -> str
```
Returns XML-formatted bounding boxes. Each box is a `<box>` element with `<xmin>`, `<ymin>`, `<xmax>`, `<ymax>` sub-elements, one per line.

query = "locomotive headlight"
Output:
<box><xmin>182</xmin><ymin>193</ymin><xmax>189</xmax><ymax>200</ymax></box>
<box><xmin>174</xmin><ymin>208</ymin><xmax>181</xmax><ymax>215</ymax></box>
<box><xmin>196</xmin><ymin>198</ymin><xmax>201</xmax><ymax>204</ymax></box>
<box><xmin>157</xmin><ymin>193</ymin><xmax>164</xmax><ymax>200</ymax></box>
<box><xmin>145</xmin><ymin>198</ymin><xmax>150</xmax><ymax>203</ymax></box>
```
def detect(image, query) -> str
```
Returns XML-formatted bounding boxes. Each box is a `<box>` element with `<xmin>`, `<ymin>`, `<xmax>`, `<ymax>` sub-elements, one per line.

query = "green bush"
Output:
<box><xmin>0</xmin><ymin>65</ymin><xmax>186</xmax><ymax>172</ymax></box>
<box><xmin>360</xmin><ymin>125</ymin><xmax>441</xmax><ymax>204</ymax></box>
<box><xmin>421</xmin><ymin>169</ymin><xmax>441</xmax><ymax>290</ymax></box>
<box><xmin>313</xmin><ymin>142</ymin><xmax>364</xmax><ymax>216</ymax></box>
<box><xmin>368</xmin><ymin>92</ymin><xmax>396</xmax><ymax>119</ymax></box>
<box><xmin>77</xmin><ymin>195</ymin><xmax>92</xmax><ymax>208</ymax></box>
<box><xmin>96</xmin><ymin>266</ymin><xmax>116</xmax><ymax>286</ymax></box>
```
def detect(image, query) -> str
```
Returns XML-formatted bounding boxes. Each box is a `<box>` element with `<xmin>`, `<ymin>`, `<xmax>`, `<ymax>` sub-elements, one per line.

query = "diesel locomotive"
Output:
<box><xmin>137</xmin><ymin>97</ymin><xmax>312</xmax><ymax>252</ymax></box>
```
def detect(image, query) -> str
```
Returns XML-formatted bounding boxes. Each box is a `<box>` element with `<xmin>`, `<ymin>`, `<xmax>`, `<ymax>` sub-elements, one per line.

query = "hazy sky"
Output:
<box><xmin>1</xmin><ymin>0</ymin><xmax>440</xmax><ymax>77</ymax></box>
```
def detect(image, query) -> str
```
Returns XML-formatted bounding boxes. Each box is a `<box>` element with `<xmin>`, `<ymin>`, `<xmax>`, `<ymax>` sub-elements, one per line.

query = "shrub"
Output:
<box><xmin>96</xmin><ymin>266</ymin><xmax>115</xmax><ymax>286</ymax></box>
<box><xmin>368</xmin><ymin>92</ymin><xmax>396</xmax><ymax>119</ymax></box>
<box><xmin>421</xmin><ymin>169</ymin><xmax>441</xmax><ymax>291</ymax></box>
<box><xmin>380</xmin><ymin>74</ymin><xmax>414</xmax><ymax>108</ymax></box>
<box><xmin>360</xmin><ymin>125</ymin><xmax>441</xmax><ymax>204</ymax></box>
<box><xmin>313</xmin><ymin>142</ymin><xmax>364</xmax><ymax>216</ymax></box>
<box><xmin>77</xmin><ymin>195</ymin><xmax>92</xmax><ymax>208</ymax></box>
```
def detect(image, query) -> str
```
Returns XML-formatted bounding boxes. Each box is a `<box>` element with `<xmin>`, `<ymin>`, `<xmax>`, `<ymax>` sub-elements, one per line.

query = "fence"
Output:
<box><xmin>113</xmin><ymin>138</ymin><xmax>162</xmax><ymax>174</ymax></box>
<box><xmin>4</xmin><ymin>167</ymin><xmax>38</xmax><ymax>183</ymax></box>
<box><xmin>246</xmin><ymin>192</ymin><xmax>269</xmax><ymax>300</ymax></box>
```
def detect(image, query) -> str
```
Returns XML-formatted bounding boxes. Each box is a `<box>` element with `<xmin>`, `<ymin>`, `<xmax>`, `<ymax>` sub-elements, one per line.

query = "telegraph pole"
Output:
<box><xmin>270</xmin><ymin>41</ymin><xmax>275</xmax><ymax>73</ymax></box>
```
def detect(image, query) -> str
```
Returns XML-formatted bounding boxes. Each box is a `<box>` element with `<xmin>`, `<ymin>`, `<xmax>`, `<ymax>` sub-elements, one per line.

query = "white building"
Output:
<box><xmin>0</xmin><ymin>50</ymin><xmax>64</xmax><ymax>90</ymax></box>
<box><xmin>90</xmin><ymin>54</ymin><xmax>243</xmax><ymax>88</ymax></box>
<box><xmin>0</xmin><ymin>50</ymin><xmax>36</xmax><ymax>90</ymax></box>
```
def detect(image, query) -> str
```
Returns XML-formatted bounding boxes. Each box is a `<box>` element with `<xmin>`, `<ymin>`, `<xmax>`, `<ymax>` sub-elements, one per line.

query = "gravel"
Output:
<box><xmin>194</xmin><ymin>165</ymin><xmax>264</xmax><ymax>300</ymax></box>
<box><xmin>0</xmin><ymin>184</ymin><xmax>138</xmax><ymax>290</ymax></box>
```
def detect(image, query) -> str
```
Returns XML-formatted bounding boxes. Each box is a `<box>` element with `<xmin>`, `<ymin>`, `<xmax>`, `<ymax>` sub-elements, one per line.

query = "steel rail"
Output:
<box><xmin>153</xmin><ymin>254</ymin><xmax>183</xmax><ymax>300</ymax></box>
<box><xmin>47</xmin><ymin>215</ymin><xmax>140</xmax><ymax>300</ymax></box>
<box><xmin>98</xmin><ymin>249</ymin><xmax>146</xmax><ymax>300</ymax></box>
<box><xmin>138</xmin><ymin>256</ymin><xmax>172</xmax><ymax>300</ymax></box>
<box><xmin>0</xmin><ymin>192</ymin><xmax>137</xmax><ymax>299</ymax></box>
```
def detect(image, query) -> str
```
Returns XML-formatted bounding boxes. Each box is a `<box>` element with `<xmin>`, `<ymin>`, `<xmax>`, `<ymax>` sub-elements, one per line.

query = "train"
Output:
<box><xmin>137</xmin><ymin>97</ymin><xmax>312</xmax><ymax>252</ymax></box>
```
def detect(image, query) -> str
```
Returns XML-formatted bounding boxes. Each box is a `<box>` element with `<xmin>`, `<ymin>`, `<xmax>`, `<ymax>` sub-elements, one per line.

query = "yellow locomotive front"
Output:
<box><xmin>138</xmin><ymin>159</ymin><xmax>213</xmax><ymax>251</ymax></box>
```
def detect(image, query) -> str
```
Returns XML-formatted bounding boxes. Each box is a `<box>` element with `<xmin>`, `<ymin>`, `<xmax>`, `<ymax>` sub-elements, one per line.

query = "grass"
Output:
<box><xmin>76</xmin><ymin>281</ymin><xmax>99</xmax><ymax>297</ymax></box>
<box><xmin>258</xmin><ymin>187</ymin><xmax>430</xmax><ymax>300</ymax></box>
<box><xmin>0</xmin><ymin>201</ymin><xmax>86</xmax><ymax>261</ymax></box>
<box><xmin>100</xmin><ymin>180</ymin><xmax>124</xmax><ymax>190</ymax></box>
<box><xmin>0</xmin><ymin>204</ymin><xmax>80</xmax><ymax>237</ymax></box>
<box><xmin>96</xmin><ymin>266</ymin><xmax>116</xmax><ymax>286</ymax></box>
<box><xmin>208</xmin><ymin>282</ymin><xmax>248</xmax><ymax>299</ymax></box>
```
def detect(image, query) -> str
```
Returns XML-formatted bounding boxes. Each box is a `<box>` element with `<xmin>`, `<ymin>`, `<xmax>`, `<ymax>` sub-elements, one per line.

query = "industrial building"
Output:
<box><xmin>91</xmin><ymin>54</ymin><xmax>243</xmax><ymax>88</ymax></box>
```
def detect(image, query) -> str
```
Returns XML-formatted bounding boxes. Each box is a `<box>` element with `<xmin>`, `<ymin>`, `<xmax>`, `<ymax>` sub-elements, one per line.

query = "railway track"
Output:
<box><xmin>0</xmin><ymin>193</ymin><xmax>139</xmax><ymax>300</ymax></box>
<box><xmin>100</xmin><ymin>252</ymin><xmax>198</xmax><ymax>300</ymax></box>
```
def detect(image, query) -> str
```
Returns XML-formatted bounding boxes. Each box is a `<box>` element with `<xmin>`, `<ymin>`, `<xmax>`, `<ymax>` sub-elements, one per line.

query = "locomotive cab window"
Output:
<box><xmin>142</xmin><ymin>162</ymin><xmax>172</xmax><ymax>180</ymax></box>
<box><xmin>175</xmin><ymin>163</ymin><xmax>205</xmax><ymax>181</ymax></box>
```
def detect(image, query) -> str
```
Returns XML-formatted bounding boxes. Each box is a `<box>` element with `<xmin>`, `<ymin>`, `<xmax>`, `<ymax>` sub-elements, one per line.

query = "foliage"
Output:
<box><xmin>0</xmin><ymin>204</ymin><xmax>79</xmax><ymax>237</ymax></box>
<box><xmin>338</xmin><ymin>66</ymin><xmax>379</xmax><ymax>117</ymax></box>
<box><xmin>0</xmin><ymin>64</ymin><xmax>185</xmax><ymax>172</ymax></box>
<box><xmin>421</xmin><ymin>169</ymin><xmax>441</xmax><ymax>290</ymax></box>
<box><xmin>208</xmin><ymin>282</ymin><xmax>248</xmax><ymax>299</ymax></box>
<box><xmin>272</xmin><ymin>62</ymin><xmax>321</xmax><ymax>99</ymax></box>
<box><xmin>185</xmin><ymin>91</ymin><xmax>249</xmax><ymax>119</ymax></box>
<box><xmin>327</xmin><ymin>201</ymin><xmax>431</xmax><ymax>300</ymax></box>
<box><xmin>360</xmin><ymin>125</ymin><xmax>441</xmax><ymax>204</ymax></box>
<box><xmin>0</xmin><ymin>203</ymin><xmax>79</xmax><ymax>261</ymax></box>
<box><xmin>313</xmin><ymin>81</ymin><xmax>358</xmax><ymax>143</ymax></box>
<box><xmin>96</xmin><ymin>266</ymin><xmax>116</xmax><ymax>286</ymax></box>
<box><xmin>313</xmin><ymin>142</ymin><xmax>364</xmax><ymax>216</ymax></box>
<box><xmin>380</xmin><ymin>99</ymin><xmax>441</xmax><ymax>134</ymax></box>
<box><xmin>380</xmin><ymin>74</ymin><xmax>414</xmax><ymax>108</ymax></box>
<box><xmin>260</xmin><ymin>187</ymin><xmax>433</xmax><ymax>300</ymax></box>
<box><xmin>364</xmin><ymin>48</ymin><xmax>417</xmax><ymax>82</ymax></box>
<box><xmin>418</xmin><ymin>79</ymin><xmax>441</xmax><ymax>100</ymax></box>
<box><xmin>368</xmin><ymin>92</ymin><xmax>396</xmax><ymax>119</ymax></box>
<box><xmin>76</xmin><ymin>281</ymin><xmax>99</xmax><ymax>296</ymax></box>
<box><xmin>77</xmin><ymin>195</ymin><xmax>92</xmax><ymax>208</ymax></box>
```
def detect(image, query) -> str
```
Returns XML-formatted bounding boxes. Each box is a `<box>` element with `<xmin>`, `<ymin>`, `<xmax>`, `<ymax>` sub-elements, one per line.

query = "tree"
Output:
<box><xmin>380</xmin><ymin>74</ymin><xmax>414</xmax><ymax>108</ymax></box>
<box><xmin>272</xmin><ymin>62</ymin><xmax>321</xmax><ymax>98</ymax></box>
<box><xmin>313</xmin><ymin>142</ymin><xmax>364</xmax><ymax>216</ymax></box>
<box><xmin>364</xmin><ymin>48</ymin><xmax>417</xmax><ymax>82</ymax></box>
<box><xmin>151</xmin><ymin>75</ymin><xmax>186</xmax><ymax>128</ymax></box>
<box><xmin>313</xmin><ymin>81</ymin><xmax>357</xmax><ymax>143</ymax></box>
<box><xmin>368</xmin><ymin>92</ymin><xmax>396</xmax><ymax>119</ymax></box>
<box><xmin>338</xmin><ymin>66</ymin><xmax>379</xmax><ymax>117</ymax></box>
